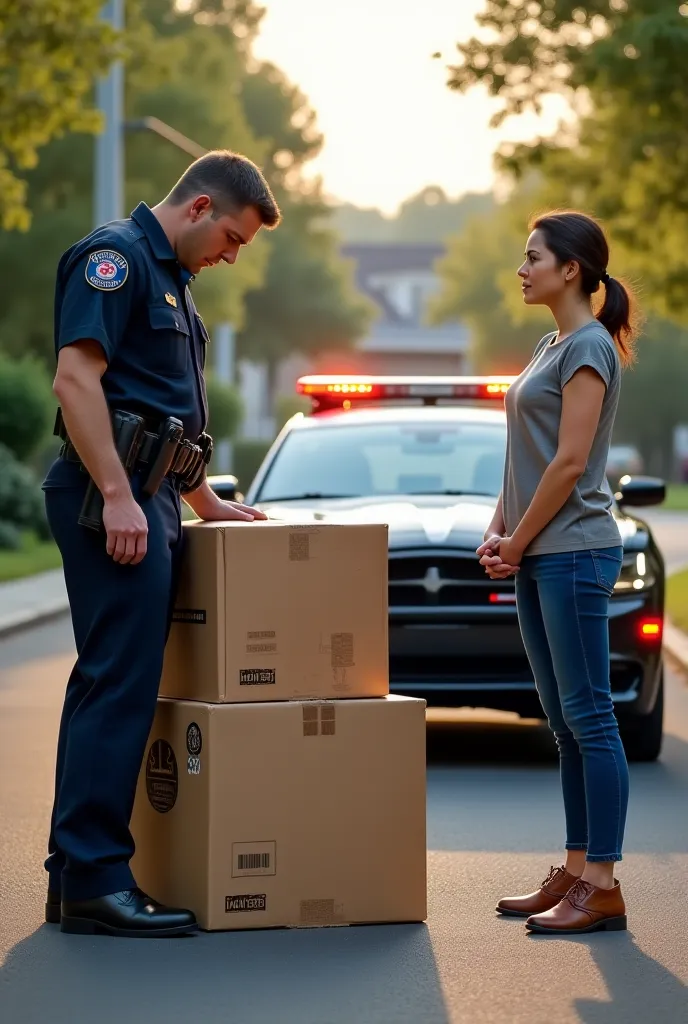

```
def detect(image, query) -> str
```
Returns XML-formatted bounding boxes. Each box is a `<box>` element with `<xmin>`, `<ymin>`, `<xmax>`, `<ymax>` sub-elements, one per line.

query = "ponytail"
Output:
<box><xmin>596</xmin><ymin>275</ymin><xmax>638</xmax><ymax>367</ymax></box>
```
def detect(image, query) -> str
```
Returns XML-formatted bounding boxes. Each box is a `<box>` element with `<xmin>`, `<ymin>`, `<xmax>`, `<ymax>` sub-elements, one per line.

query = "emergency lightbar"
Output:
<box><xmin>296</xmin><ymin>375</ymin><xmax>516</xmax><ymax>411</ymax></box>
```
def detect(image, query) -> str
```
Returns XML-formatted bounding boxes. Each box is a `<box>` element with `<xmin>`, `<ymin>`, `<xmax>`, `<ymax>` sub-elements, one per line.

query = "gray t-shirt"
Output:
<box><xmin>502</xmin><ymin>320</ymin><xmax>622</xmax><ymax>556</ymax></box>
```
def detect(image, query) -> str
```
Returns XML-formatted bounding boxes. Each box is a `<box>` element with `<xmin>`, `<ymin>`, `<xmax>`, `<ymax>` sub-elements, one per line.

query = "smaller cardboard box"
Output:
<box><xmin>131</xmin><ymin>695</ymin><xmax>427</xmax><ymax>931</ymax></box>
<box><xmin>160</xmin><ymin>520</ymin><xmax>389</xmax><ymax>703</ymax></box>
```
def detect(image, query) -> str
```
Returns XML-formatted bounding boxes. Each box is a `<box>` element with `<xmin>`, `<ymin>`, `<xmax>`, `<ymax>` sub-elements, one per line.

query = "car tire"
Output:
<box><xmin>620</xmin><ymin>669</ymin><xmax>664</xmax><ymax>763</ymax></box>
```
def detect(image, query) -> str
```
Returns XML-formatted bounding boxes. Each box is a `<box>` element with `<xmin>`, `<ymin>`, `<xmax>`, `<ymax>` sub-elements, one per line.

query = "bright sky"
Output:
<box><xmin>252</xmin><ymin>0</ymin><xmax>567</xmax><ymax>213</ymax></box>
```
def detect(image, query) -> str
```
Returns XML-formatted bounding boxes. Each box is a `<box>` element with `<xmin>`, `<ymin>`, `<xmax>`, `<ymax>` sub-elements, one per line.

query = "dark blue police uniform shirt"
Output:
<box><xmin>53</xmin><ymin>202</ymin><xmax>209</xmax><ymax>442</ymax></box>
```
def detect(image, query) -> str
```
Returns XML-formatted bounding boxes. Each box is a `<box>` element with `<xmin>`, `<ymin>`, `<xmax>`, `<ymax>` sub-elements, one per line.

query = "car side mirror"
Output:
<box><xmin>208</xmin><ymin>474</ymin><xmax>244</xmax><ymax>504</ymax></box>
<box><xmin>614</xmin><ymin>474</ymin><xmax>666</xmax><ymax>508</ymax></box>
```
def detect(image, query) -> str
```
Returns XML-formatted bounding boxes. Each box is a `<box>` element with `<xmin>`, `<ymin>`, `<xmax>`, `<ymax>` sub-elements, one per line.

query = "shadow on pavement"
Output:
<box><xmin>424</xmin><ymin>721</ymin><xmax>688</xmax><ymax>856</ymax></box>
<box><xmin>0</xmin><ymin>919</ymin><xmax>450</xmax><ymax>1024</ymax></box>
<box><xmin>568</xmin><ymin>932</ymin><xmax>687</xmax><ymax>1022</ymax></box>
<box><xmin>426</xmin><ymin>715</ymin><xmax>558</xmax><ymax>766</ymax></box>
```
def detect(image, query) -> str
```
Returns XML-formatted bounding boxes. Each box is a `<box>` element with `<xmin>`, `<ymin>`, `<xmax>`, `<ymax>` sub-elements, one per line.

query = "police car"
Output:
<box><xmin>215</xmin><ymin>375</ymin><xmax>667</xmax><ymax>762</ymax></box>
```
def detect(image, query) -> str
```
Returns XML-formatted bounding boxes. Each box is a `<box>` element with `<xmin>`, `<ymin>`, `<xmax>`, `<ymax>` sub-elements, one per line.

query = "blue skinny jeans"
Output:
<box><xmin>515</xmin><ymin>546</ymin><xmax>628</xmax><ymax>862</ymax></box>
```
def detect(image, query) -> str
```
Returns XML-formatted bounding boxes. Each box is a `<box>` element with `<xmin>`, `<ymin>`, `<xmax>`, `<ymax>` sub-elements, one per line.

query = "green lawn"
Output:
<box><xmin>667</xmin><ymin>567</ymin><xmax>688</xmax><ymax>634</ymax></box>
<box><xmin>0</xmin><ymin>534</ymin><xmax>62</xmax><ymax>583</ymax></box>
<box><xmin>662</xmin><ymin>484</ymin><xmax>688</xmax><ymax>511</ymax></box>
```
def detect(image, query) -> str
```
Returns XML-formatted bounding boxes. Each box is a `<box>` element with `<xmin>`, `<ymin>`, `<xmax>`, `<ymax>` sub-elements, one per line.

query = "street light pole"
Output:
<box><xmin>94</xmin><ymin>0</ymin><xmax>125</xmax><ymax>227</ymax></box>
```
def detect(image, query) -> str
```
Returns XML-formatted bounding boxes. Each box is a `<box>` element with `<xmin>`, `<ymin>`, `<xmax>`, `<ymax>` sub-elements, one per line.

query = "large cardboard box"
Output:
<box><xmin>131</xmin><ymin>695</ymin><xmax>427</xmax><ymax>931</ymax></box>
<box><xmin>160</xmin><ymin>520</ymin><xmax>389</xmax><ymax>703</ymax></box>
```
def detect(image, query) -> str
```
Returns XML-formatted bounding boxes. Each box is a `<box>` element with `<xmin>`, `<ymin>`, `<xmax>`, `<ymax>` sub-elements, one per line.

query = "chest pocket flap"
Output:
<box><xmin>147</xmin><ymin>304</ymin><xmax>189</xmax><ymax>377</ymax></box>
<box><xmin>149</xmin><ymin>305</ymin><xmax>190</xmax><ymax>336</ymax></box>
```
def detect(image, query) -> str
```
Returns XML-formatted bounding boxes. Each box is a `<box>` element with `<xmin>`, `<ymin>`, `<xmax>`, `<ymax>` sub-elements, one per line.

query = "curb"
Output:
<box><xmin>0</xmin><ymin>599</ymin><xmax>70</xmax><ymax>640</ymax></box>
<box><xmin>663</xmin><ymin>621</ymin><xmax>688</xmax><ymax>675</ymax></box>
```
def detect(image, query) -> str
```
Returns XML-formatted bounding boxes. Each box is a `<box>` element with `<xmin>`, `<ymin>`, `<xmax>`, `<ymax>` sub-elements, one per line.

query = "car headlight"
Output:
<box><xmin>614</xmin><ymin>551</ymin><xmax>655</xmax><ymax>593</ymax></box>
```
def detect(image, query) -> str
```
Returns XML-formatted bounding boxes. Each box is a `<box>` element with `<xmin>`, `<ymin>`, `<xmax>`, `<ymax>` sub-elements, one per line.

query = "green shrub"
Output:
<box><xmin>0</xmin><ymin>521</ymin><xmax>21</xmax><ymax>551</ymax></box>
<box><xmin>231</xmin><ymin>439</ymin><xmax>272</xmax><ymax>492</ymax></box>
<box><xmin>0</xmin><ymin>354</ymin><xmax>54</xmax><ymax>462</ymax></box>
<box><xmin>205</xmin><ymin>374</ymin><xmax>244</xmax><ymax>442</ymax></box>
<box><xmin>274</xmin><ymin>394</ymin><xmax>310</xmax><ymax>431</ymax></box>
<box><xmin>0</xmin><ymin>442</ymin><xmax>49</xmax><ymax>549</ymax></box>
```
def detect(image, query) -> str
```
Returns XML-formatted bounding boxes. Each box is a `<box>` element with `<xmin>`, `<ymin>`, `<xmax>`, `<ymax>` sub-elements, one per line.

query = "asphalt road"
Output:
<box><xmin>0</xmin><ymin>610</ymin><xmax>686</xmax><ymax>1024</ymax></box>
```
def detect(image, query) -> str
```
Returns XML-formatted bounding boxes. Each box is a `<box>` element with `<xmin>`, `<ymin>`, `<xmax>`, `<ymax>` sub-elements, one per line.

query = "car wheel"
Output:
<box><xmin>620</xmin><ymin>669</ymin><xmax>664</xmax><ymax>762</ymax></box>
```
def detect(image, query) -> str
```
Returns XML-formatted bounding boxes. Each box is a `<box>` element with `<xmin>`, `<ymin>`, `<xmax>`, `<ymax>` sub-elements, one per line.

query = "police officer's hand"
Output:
<box><xmin>211</xmin><ymin>500</ymin><xmax>268</xmax><ymax>522</ymax></box>
<box><xmin>103</xmin><ymin>494</ymin><xmax>149</xmax><ymax>565</ymax></box>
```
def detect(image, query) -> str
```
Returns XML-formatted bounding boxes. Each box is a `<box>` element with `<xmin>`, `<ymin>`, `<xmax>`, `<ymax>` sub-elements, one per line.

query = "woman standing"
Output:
<box><xmin>477</xmin><ymin>211</ymin><xmax>638</xmax><ymax>935</ymax></box>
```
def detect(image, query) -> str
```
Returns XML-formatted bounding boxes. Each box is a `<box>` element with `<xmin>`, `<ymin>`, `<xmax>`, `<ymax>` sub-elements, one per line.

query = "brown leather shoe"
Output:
<box><xmin>496</xmin><ymin>865</ymin><xmax>580</xmax><ymax>918</ymax></box>
<box><xmin>526</xmin><ymin>878</ymin><xmax>627</xmax><ymax>934</ymax></box>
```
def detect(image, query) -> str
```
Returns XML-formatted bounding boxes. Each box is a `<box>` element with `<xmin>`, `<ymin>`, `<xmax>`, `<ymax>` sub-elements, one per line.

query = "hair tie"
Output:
<box><xmin>601</xmin><ymin>271</ymin><xmax>610</xmax><ymax>285</ymax></box>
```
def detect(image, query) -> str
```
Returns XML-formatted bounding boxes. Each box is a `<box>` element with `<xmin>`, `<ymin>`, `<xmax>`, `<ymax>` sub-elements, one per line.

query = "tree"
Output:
<box><xmin>238</xmin><ymin>194</ymin><xmax>373</xmax><ymax>383</ymax></box>
<box><xmin>614</xmin><ymin>321</ymin><xmax>688</xmax><ymax>479</ymax></box>
<box><xmin>430</xmin><ymin>188</ymin><xmax>552</xmax><ymax>373</ymax></box>
<box><xmin>0</xmin><ymin>0</ymin><xmax>136</xmax><ymax>231</ymax></box>
<box><xmin>125</xmin><ymin>1</ymin><xmax>269</xmax><ymax>332</ymax></box>
<box><xmin>0</xmin><ymin>0</ymin><xmax>372</xmax><ymax>381</ymax></box>
<box><xmin>431</xmin><ymin>188</ymin><xmax>688</xmax><ymax>475</ymax></box>
<box><xmin>0</xmin><ymin>0</ymin><xmax>269</xmax><ymax>362</ymax></box>
<box><xmin>236</xmin><ymin>60</ymin><xmax>374</xmax><ymax>390</ymax></box>
<box><xmin>331</xmin><ymin>187</ymin><xmax>495</xmax><ymax>244</ymax></box>
<box><xmin>441</xmin><ymin>1</ymin><xmax>688</xmax><ymax>322</ymax></box>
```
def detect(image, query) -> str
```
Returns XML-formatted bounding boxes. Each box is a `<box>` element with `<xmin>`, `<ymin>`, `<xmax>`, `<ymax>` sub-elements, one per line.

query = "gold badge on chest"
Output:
<box><xmin>165</xmin><ymin>292</ymin><xmax>177</xmax><ymax>308</ymax></box>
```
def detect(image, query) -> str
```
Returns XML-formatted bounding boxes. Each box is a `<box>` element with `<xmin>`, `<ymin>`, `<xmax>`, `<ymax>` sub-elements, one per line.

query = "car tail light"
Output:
<box><xmin>638</xmin><ymin>617</ymin><xmax>663</xmax><ymax>641</ymax></box>
<box><xmin>489</xmin><ymin>593</ymin><xmax>517</xmax><ymax>604</ymax></box>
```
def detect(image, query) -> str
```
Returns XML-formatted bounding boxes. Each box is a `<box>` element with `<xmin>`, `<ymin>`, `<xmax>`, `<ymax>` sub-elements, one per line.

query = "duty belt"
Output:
<box><xmin>54</xmin><ymin>407</ymin><xmax>214</xmax><ymax>531</ymax></box>
<box><xmin>60</xmin><ymin>431</ymin><xmax>209</xmax><ymax>483</ymax></box>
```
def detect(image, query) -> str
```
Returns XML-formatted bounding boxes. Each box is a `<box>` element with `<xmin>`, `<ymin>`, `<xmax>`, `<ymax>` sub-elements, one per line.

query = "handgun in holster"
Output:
<box><xmin>78</xmin><ymin>414</ymin><xmax>187</xmax><ymax>530</ymax></box>
<box><xmin>78</xmin><ymin>411</ymin><xmax>147</xmax><ymax>531</ymax></box>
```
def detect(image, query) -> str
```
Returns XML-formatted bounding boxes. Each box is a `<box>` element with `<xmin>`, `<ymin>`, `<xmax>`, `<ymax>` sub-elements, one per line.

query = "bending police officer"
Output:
<box><xmin>43</xmin><ymin>151</ymin><xmax>280</xmax><ymax>938</ymax></box>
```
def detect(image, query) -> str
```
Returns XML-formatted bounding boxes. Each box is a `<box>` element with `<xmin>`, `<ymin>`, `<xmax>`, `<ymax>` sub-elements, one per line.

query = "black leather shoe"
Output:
<box><xmin>60</xmin><ymin>888</ymin><xmax>198</xmax><ymax>938</ymax></box>
<box><xmin>45</xmin><ymin>890</ymin><xmax>61</xmax><ymax>925</ymax></box>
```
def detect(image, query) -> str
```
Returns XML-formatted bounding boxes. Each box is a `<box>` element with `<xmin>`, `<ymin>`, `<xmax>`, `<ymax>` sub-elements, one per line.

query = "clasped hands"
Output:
<box><xmin>475</xmin><ymin>534</ymin><xmax>522</xmax><ymax>580</ymax></box>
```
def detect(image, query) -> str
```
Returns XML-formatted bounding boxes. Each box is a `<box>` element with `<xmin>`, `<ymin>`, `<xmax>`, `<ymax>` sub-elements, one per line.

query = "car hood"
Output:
<box><xmin>259</xmin><ymin>494</ymin><xmax>643</xmax><ymax>550</ymax></box>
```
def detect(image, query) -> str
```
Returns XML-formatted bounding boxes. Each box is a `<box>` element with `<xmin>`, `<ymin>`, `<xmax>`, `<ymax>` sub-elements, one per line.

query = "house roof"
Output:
<box><xmin>341</xmin><ymin>243</ymin><xmax>446</xmax><ymax>281</ymax></box>
<box><xmin>358</xmin><ymin>324</ymin><xmax>469</xmax><ymax>354</ymax></box>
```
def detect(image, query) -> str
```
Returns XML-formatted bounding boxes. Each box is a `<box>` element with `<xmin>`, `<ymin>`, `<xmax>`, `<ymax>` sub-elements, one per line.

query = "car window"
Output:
<box><xmin>255</xmin><ymin>421</ymin><xmax>507</xmax><ymax>500</ymax></box>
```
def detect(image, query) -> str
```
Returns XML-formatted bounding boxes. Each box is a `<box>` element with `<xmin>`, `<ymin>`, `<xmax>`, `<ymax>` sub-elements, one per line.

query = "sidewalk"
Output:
<box><xmin>0</xmin><ymin>564</ymin><xmax>687</xmax><ymax>673</ymax></box>
<box><xmin>0</xmin><ymin>569</ymin><xmax>69</xmax><ymax>637</ymax></box>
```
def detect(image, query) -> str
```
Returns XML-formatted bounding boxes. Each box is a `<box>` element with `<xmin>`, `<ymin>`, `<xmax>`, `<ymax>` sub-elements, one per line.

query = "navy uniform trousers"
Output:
<box><xmin>43</xmin><ymin>463</ymin><xmax>184</xmax><ymax>901</ymax></box>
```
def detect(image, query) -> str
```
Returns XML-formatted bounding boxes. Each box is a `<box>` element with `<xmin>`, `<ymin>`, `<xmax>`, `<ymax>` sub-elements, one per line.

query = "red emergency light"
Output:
<box><xmin>296</xmin><ymin>375</ymin><xmax>516</xmax><ymax>411</ymax></box>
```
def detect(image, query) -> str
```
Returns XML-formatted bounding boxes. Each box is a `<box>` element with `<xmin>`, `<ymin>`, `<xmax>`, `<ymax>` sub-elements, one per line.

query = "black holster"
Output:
<box><xmin>78</xmin><ymin>411</ymin><xmax>147</xmax><ymax>531</ymax></box>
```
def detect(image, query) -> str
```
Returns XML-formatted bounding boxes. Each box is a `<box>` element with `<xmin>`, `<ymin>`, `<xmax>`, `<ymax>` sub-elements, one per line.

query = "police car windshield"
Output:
<box><xmin>256</xmin><ymin>421</ymin><xmax>507</xmax><ymax>502</ymax></box>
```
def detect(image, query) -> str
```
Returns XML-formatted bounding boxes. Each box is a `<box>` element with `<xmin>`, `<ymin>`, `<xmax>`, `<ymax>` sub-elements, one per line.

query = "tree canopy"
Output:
<box><xmin>0</xmin><ymin>0</ymin><xmax>371</xmax><ymax>377</ymax></box>
<box><xmin>332</xmin><ymin>187</ymin><xmax>495</xmax><ymax>244</ymax></box>
<box><xmin>0</xmin><ymin>0</ymin><xmax>136</xmax><ymax>230</ymax></box>
<box><xmin>443</xmin><ymin>1</ymin><xmax>688</xmax><ymax>321</ymax></box>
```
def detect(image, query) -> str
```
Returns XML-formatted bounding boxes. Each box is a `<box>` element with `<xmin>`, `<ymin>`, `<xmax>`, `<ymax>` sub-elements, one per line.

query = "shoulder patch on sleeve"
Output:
<box><xmin>85</xmin><ymin>250</ymin><xmax>129</xmax><ymax>291</ymax></box>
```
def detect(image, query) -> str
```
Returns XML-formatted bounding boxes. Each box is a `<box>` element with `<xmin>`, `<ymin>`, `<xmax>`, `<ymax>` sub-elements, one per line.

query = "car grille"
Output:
<box><xmin>388</xmin><ymin>552</ymin><xmax>515</xmax><ymax>607</ymax></box>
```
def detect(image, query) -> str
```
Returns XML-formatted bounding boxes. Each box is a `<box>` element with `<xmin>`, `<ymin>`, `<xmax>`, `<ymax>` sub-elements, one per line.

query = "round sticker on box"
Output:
<box><xmin>186</xmin><ymin>722</ymin><xmax>202</xmax><ymax>757</ymax></box>
<box><xmin>146</xmin><ymin>739</ymin><xmax>178</xmax><ymax>813</ymax></box>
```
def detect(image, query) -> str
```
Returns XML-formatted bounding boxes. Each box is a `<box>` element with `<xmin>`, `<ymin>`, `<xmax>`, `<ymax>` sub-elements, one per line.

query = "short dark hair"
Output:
<box><xmin>532</xmin><ymin>210</ymin><xmax>639</xmax><ymax>365</ymax></box>
<box><xmin>168</xmin><ymin>150</ymin><xmax>281</xmax><ymax>228</ymax></box>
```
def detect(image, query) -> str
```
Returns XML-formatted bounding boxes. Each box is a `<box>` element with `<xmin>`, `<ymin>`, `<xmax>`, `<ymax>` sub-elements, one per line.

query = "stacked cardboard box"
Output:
<box><xmin>131</xmin><ymin>520</ymin><xmax>427</xmax><ymax>931</ymax></box>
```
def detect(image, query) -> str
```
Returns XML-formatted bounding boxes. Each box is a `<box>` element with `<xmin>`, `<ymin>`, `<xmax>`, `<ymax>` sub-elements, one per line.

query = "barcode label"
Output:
<box><xmin>232</xmin><ymin>841</ymin><xmax>276</xmax><ymax>877</ymax></box>
<box><xmin>289</xmin><ymin>532</ymin><xmax>310</xmax><ymax>561</ymax></box>
<box><xmin>238</xmin><ymin>853</ymin><xmax>271</xmax><ymax>871</ymax></box>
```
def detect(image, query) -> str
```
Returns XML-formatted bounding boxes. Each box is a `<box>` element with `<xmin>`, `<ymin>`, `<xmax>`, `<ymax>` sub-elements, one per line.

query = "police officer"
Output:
<box><xmin>42</xmin><ymin>150</ymin><xmax>280</xmax><ymax>937</ymax></box>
